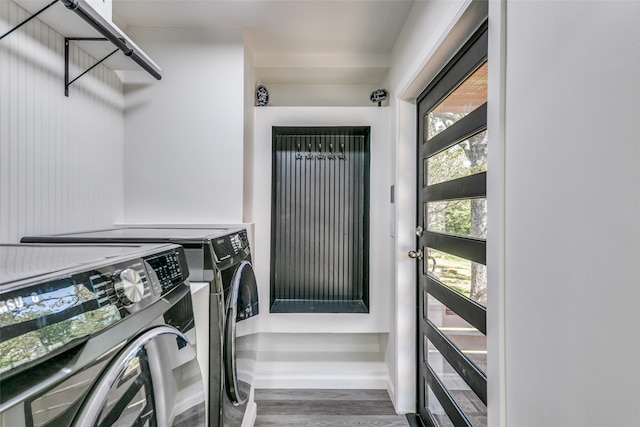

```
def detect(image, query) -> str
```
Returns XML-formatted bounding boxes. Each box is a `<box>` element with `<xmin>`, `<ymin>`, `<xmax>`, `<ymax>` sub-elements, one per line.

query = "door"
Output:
<box><xmin>224</xmin><ymin>260</ymin><xmax>257</xmax><ymax>406</ymax></box>
<box><xmin>415</xmin><ymin>23</ymin><xmax>488</xmax><ymax>427</ymax></box>
<box><xmin>222</xmin><ymin>260</ymin><xmax>258</xmax><ymax>426</ymax></box>
<box><xmin>73</xmin><ymin>326</ymin><xmax>206</xmax><ymax>427</ymax></box>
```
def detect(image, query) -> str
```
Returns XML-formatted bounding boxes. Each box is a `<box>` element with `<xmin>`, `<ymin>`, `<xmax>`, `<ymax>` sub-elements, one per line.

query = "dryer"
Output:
<box><xmin>22</xmin><ymin>227</ymin><xmax>260</xmax><ymax>427</ymax></box>
<box><xmin>207</xmin><ymin>230</ymin><xmax>259</xmax><ymax>427</ymax></box>
<box><xmin>0</xmin><ymin>243</ymin><xmax>205</xmax><ymax>427</ymax></box>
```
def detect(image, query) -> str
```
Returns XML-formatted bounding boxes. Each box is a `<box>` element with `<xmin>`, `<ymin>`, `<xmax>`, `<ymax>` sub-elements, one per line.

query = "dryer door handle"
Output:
<box><xmin>224</xmin><ymin>261</ymin><xmax>250</xmax><ymax>406</ymax></box>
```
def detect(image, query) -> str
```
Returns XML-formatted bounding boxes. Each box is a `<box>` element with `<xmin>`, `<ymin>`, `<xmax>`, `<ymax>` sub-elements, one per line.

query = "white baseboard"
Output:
<box><xmin>387</xmin><ymin>377</ymin><xmax>400</xmax><ymax>413</ymax></box>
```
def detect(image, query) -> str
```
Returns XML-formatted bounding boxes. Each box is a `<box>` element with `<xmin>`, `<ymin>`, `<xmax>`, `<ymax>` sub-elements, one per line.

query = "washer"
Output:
<box><xmin>0</xmin><ymin>243</ymin><xmax>205</xmax><ymax>427</ymax></box>
<box><xmin>22</xmin><ymin>227</ymin><xmax>260</xmax><ymax>427</ymax></box>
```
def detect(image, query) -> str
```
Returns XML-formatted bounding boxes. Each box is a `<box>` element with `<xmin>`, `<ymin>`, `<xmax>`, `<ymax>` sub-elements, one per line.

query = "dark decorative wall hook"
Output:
<box><xmin>338</xmin><ymin>142</ymin><xmax>346</xmax><ymax>160</ymax></box>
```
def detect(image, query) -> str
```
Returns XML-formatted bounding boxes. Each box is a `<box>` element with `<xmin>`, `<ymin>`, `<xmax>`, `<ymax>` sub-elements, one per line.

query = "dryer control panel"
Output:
<box><xmin>211</xmin><ymin>230</ymin><xmax>249</xmax><ymax>266</ymax></box>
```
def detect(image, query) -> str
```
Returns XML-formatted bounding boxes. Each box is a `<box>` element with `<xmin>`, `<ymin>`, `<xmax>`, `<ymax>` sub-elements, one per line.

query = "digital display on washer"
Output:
<box><xmin>0</xmin><ymin>278</ymin><xmax>121</xmax><ymax>376</ymax></box>
<box><xmin>146</xmin><ymin>251</ymin><xmax>183</xmax><ymax>292</ymax></box>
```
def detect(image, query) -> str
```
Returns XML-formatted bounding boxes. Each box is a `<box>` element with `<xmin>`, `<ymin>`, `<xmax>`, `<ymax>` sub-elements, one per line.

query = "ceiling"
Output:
<box><xmin>112</xmin><ymin>0</ymin><xmax>416</xmax><ymax>86</ymax></box>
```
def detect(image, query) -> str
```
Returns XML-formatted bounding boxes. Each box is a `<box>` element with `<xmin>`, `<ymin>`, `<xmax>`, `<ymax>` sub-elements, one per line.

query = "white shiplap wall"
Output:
<box><xmin>0</xmin><ymin>1</ymin><xmax>124</xmax><ymax>243</ymax></box>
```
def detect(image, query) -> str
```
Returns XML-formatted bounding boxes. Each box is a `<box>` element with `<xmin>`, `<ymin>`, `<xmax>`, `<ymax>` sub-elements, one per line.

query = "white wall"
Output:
<box><xmin>252</xmin><ymin>106</ymin><xmax>392</xmax><ymax>334</ymax></box>
<box><xmin>501</xmin><ymin>1</ymin><xmax>640</xmax><ymax>426</ymax></box>
<box><xmin>243</xmin><ymin>41</ymin><xmax>255</xmax><ymax>223</ymax></box>
<box><xmin>0</xmin><ymin>0</ymin><xmax>124</xmax><ymax>243</ymax></box>
<box><xmin>121</xmin><ymin>27</ymin><xmax>245</xmax><ymax>224</ymax></box>
<box><xmin>265</xmin><ymin>84</ymin><xmax>386</xmax><ymax>107</ymax></box>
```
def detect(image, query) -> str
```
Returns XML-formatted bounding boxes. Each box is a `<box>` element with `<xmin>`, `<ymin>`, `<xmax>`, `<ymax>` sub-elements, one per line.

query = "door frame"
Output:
<box><xmin>414</xmin><ymin>22</ymin><xmax>488</xmax><ymax>426</ymax></box>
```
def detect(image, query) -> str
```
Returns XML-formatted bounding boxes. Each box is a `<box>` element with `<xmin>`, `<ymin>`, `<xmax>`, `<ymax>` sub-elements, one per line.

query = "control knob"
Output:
<box><xmin>113</xmin><ymin>268</ymin><xmax>144</xmax><ymax>305</ymax></box>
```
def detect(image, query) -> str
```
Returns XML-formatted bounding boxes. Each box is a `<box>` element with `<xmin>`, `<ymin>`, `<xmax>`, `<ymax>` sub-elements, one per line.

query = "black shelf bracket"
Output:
<box><xmin>65</xmin><ymin>37</ymin><xmax>118</xmax><ymax>97</ymax></box>
<box><xmin>0</xmin><ymin>0</ymin><xmax>59</xmax><ymax>41</ymax></box>
<box><xmin>60</xmin><ymin>0</ymin><xmax>161</xmax><ymax>80</ymax></box>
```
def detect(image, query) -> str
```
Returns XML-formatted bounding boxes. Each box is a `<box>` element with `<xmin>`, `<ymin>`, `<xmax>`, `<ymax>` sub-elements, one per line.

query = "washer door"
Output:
<box><xmin>224</xmin><ymin>260</ymin><xmax>258</xmax><ymax>406</ymax></box>
<box><xmin>73</xmin><ymin>326</ymin><xmax>205</xmax><ymax>427</ymax></box>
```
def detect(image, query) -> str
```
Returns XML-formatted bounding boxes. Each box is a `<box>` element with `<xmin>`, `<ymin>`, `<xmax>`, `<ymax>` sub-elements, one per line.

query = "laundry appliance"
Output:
<box><xmin>0</xmin><ymin>243</ymin><xmax>205</xmax><ymax>427</ymax></box>
<box><xmin>22</xmin><ymin>227</ymin><xmax>260</xmax><ymax>427</ymax></box>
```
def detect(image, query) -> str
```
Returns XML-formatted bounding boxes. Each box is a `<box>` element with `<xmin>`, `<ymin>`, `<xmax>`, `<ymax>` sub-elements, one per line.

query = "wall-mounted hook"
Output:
<box><xmin>306</xmin><ymin>142</ymin><xmax>314</xmax><ymax>159</ymax></box>
<box><xmin>328</xmin><ymin>142</ymin><xmax>335</xmax><ymax>160</ymax></box>
<box><xmin>317</xmin><ymin>142</ymin><xmax>325</xmax><ymax>160</ymax></box>
<box><xmin>295</xmin><ymin>142</ymin><xmax>302</xmax><ymax>160</ymax></box>
<box><xmin>338</xmin><ymin>142</ymin><xmax>346</xmax><ymax>160</ymax></box>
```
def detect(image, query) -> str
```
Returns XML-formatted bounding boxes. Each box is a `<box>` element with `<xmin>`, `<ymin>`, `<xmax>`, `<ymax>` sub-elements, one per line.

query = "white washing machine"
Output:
<box><xmin>22</xmin><ymin>227</ymin><xmax>260</xmax><ymax>427</ymax></box>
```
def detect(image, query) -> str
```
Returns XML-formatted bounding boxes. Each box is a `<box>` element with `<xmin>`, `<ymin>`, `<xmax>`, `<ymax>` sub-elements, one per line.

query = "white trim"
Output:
<box><xmin>241</xmin><ymin>386</ymin><xmax>257</xmax><ymax>427</ymax></box>
<box><xmin>487</xmin><ymin>1</ymin><xmax>507</xmax><ymax>426</ymax></box>
<box><xmin>396</xmin><ymin>0</ymin><xmax>487</xmax><ymax>100</ymax></box>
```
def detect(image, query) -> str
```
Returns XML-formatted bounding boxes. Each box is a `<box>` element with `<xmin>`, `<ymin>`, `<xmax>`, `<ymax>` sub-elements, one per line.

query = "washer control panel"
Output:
<box><xmin>145</xmin><ymin>250</ymin><xmax>184</xmax><ymax>294</ymax></box>
<box><xmin>0</xmin><ymin>246</ymin><xmax>188</xmax><ymax>378</ymax></box>
<box><xmin>85</xmin><ymin>257</ymin><xmax>156</xmax><ymax>311</ymax></box>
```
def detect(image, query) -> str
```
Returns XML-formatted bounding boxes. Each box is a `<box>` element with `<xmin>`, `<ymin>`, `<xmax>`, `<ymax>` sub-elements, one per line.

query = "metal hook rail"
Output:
<box><xmin>296</xmin><ymin>140</ymin><xmax>346</xmax><ymax>161</ymax></box>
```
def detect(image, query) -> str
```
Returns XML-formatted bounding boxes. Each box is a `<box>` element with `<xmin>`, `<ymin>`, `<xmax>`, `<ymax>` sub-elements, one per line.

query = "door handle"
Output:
<box><xmin>408</xmin><ymin>249</ymin><xmax>423</xmax><ymax>260</ymax></box>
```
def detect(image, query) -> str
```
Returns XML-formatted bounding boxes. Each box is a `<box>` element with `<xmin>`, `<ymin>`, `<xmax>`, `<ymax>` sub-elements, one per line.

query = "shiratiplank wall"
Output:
<box><xmin>0</xmin><ymin>0</ymin><xmax>124</xmax><ymax>243</ymax></box>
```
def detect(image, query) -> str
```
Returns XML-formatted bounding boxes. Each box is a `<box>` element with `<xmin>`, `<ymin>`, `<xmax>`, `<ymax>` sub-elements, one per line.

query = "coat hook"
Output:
<box><xmin>295</xmin><ymin>142</ymin><xmax>302</xmax><ymax>160</ymax></box>
<box><xmin>317</xmin><ymin>142</ymin><xmax>324</xmax><ymax>160</ymax></box>
<box><xmin>306</xmin><ymin>142</ymin><xmax>314</xmax><ymax>159</ymax></box>
<box><xmin>338</xmin><ymin>142</ymin><xmax>346</xmax><ymax>160</ymax></box>
<box><xmin>328</xmin><ymin>142</ymin><xmax>335</xmax><ymax>160</ymax></box>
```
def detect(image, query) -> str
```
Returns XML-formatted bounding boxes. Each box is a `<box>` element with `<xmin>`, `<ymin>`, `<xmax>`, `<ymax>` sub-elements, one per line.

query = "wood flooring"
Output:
<box><xmin>253</xmin><ymin>389</ymin><xmax>409</xmax><ymax>426</ymax></box>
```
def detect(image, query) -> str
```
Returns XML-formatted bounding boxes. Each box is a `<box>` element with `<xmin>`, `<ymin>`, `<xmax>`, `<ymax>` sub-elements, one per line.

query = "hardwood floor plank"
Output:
<box><xmin>254</xmin><ymin>415</ymin><xmax>408</xmax><ymax>426</ymax></box>
<box><xmin>254</xmin><ymin>389</ymin><xmax>409</xmax><ymax>427</ymax></box>
<box><xmin>254</xmin><ymin>389</ymin><xmax>394</xmax><ymax>401</ymax></box>
<box><xmin>257</xmin><ymin>400</ymin><xmax>397</xmax><ymax>416</ymax></box>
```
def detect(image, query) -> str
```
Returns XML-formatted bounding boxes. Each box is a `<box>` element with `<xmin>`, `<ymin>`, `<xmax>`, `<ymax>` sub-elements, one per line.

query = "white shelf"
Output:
<box><xmin>12</xmin><ymin>0</ymin><xmax>160</xmax><ymax>76</ymax></box>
